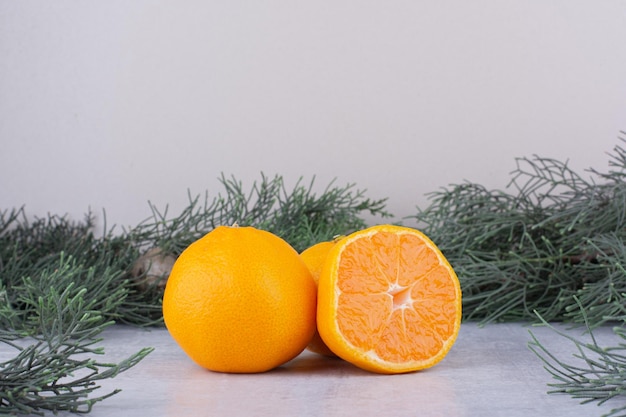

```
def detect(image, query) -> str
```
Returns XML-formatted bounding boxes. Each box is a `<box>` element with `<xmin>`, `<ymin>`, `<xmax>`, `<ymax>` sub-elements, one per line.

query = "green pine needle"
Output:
<box><xmin>0</xmin><ymin>273</ymin><xmax>153</xmax><ymax>415</ymax></box>
<box><xmin>411</xmin><ymin>134</ymin><xmax>626</xmax><ymax>325</ymax></box>
<box><xmin>3</xmin><ymin>140</ymin><xmax>626</xmax><ymax>416</ymax></box>
<box><xmin>409</xmin><ymin>133</ymin><xmax>626</xmax><ymax>415</ymax></box>
<box><xmin>529</xmin><ymin>301</ymin><xmax>626</xmax><ymax>417</ymax></box>
<box><xmin>0</xmin><ymin>174</ymin><xmax>390</xmax><ymax>415</ymax></box>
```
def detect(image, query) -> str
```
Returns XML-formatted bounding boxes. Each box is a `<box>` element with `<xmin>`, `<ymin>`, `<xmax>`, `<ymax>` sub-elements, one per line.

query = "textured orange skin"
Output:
<box><xmin>300</xmin><ymin>241</ymin><xmax>338</xmax><ymax>357</ymax></box>
<box><xmin>162</xmin><ymin>226</ymin><xmax>317</xmax><ymax>373</ymax></box>
<box><xmin>317</xmin><ymin>224</ymin><xmax>462</xmax><ymax>374</ymax></box>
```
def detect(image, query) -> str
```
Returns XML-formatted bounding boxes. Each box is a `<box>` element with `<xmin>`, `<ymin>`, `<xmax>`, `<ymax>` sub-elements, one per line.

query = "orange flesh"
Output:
<box><xmin>335</xmin><ymin>230</ymin><xmax>459</xmax><ymax>363</ymax></box>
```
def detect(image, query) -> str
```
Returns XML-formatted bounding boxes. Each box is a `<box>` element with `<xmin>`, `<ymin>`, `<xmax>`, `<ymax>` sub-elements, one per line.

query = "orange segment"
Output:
<box><xmin>317</xmin><ymin>224</ymin><xmax>462</xmax><ymax>374</ymax></box>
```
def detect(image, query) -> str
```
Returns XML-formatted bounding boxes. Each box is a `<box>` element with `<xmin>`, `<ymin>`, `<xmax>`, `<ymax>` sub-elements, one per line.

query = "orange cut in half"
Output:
<box><xmin>317</xmin><ymin>224</ymin><xmax>462</xmax><ymax>374</ymax></box>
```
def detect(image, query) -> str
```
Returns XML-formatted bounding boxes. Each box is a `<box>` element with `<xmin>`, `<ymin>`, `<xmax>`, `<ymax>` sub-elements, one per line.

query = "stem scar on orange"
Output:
<box><xmin>162</xmin><ymin>225</ymin><xmax>317</xmax><ymax>373</ymax></box>
<box><xmin>316</xmin><ymin>224</ymin><xmax>462</xmax><ymax>374</ymax></box>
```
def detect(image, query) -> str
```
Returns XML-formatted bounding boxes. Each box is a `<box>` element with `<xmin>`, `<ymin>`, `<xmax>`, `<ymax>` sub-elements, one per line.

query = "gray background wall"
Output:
<box><xmin>2</xmin><ymin>1</ymin><xmax>625</xmax><ymax>229</ymax></box>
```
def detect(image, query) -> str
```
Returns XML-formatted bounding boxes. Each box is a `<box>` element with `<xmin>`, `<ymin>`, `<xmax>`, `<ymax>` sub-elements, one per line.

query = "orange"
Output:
<box><xmin>162</xmin><ymin>225</ymin><xmax>317</xmax><ymax>373</ymax></box>
<box><xmin>300</xmin><ymin>240</ymin><xmax>338</xmax><ymax>357</ymax></box>
<box><xmin>317</xmin><ymin>224</ymin><xmax>462</xmax><ymax>374</ymax></box>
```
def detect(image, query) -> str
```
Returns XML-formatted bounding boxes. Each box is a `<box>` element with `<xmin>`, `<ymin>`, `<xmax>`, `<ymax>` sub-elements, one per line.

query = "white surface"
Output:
<box><xmin>8</xmin><ymin>322</ymin><xmax>621</xmax><ymax>417</ymax></box>
<box><xmin>1</xmin><ymin>1</ymin><xmax>626</xmax><ymax>229</ymax></box>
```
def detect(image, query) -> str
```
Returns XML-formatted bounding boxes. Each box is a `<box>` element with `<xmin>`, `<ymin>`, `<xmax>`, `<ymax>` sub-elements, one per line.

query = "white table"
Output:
<box><xmin>3</xmin><ymin>322</ymin><xmax>624</xmax><ymax>417</ymax></box>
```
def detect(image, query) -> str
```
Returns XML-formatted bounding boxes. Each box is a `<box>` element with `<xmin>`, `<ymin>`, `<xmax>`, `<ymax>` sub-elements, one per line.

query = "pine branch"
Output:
<box><xmin>129</xmin><ymin>173</ymin><xmax>391</xmax><ymax>255</ymax></box>
<box><xmin>0</xmin><ymin>173</ymin><xmax>390</xmax><ymax>414</ymax></box>
<box><xmin>529</xmin><ymin>303</ymin><xmax>626</xmax><ymax>417</ymax></box>
<box><xmin>0</xmin><ymin>278</ymin><xmax>153</xmax><ymax>416</ymax></box>
<box><xmin>409</xmin><ymin>134</ymin><xmax>626</xmax><ymax>416</ymax></box>
<box><xmin>411</xmin><ymin>136</ymin><xmax>626</xmax><ymax>324</ymax></box>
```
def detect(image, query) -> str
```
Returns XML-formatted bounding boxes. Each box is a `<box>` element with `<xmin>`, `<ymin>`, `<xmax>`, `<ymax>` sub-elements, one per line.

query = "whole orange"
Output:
<box><xmin>162</xmin><ymin>225</ymin><xmax>317</xmax><ymax>373</ymax></box>
<box><xmin>300</xmin><ymin>240</ymin><xmax>338</xmax><ymax>357</ymax></box>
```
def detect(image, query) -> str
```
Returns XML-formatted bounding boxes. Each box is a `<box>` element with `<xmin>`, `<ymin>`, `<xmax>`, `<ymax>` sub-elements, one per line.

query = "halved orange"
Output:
<box><xmin>316</xmin><ymin>224</ymin><xmax>462</xmax><ymax>374</ymax></box>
